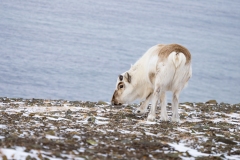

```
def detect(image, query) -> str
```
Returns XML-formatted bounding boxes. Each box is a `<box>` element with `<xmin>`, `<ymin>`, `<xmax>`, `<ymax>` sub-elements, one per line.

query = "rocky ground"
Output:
<box><xmin>0</xmin><ymin>97</ymin><xmax>239</xmax><ymax>160</ymax></box>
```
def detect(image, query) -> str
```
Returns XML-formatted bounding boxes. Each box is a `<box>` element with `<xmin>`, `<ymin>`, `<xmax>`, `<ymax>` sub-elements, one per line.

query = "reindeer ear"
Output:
<box><xmin>119</xmin><ymin>75</ymin><xmax>123</xmax><ymax>81</ymax></box>
<box><xmin>125</xmin><ymin>72</ymin><xmax>131</xmax><ymax>83</ymax></box>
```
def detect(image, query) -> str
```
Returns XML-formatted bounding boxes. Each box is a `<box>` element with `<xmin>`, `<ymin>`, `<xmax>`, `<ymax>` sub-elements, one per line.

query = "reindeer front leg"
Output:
<box><xmin>147</xmin><ymin>89</ymin><xmax>168</xmax><ymax>121</ymax></box>
<box><xmin>135</xmin><ymin>93</ymin><xmax>152</xmax><ymax>114</ymax></box>
<box><xmin>147</xmin><ymin>88</ymin><xmax>160</xmax><ymax>121</ymax></box>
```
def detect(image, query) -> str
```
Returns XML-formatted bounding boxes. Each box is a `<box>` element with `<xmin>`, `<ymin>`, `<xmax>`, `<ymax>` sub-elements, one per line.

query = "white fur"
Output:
<box><xmin>112</xmin><ymin>44</ymin><xmax>192</xmax><ymax>122</ymax></box>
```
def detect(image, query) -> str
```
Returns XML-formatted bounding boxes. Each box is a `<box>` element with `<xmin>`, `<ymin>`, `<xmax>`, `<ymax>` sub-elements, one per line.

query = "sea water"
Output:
<box><xmin>0</xmin><ymin>0</ymin><xmax>239</xmax><ymax>103</ymax></box>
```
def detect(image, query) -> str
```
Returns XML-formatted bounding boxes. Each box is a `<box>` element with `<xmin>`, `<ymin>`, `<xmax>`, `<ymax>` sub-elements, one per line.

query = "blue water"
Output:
<box><xmin>0</xmin><ymin>0</ymin><xmax>240</xmax><ymax>103</ymax></box>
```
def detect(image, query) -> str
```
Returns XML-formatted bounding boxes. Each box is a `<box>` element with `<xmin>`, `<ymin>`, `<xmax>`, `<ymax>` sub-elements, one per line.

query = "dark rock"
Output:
<box><xmin>215</xmin><ymin>137</ymin><xmax>237</xmax><ymax>145</ymax></box>
<box><xmin>206</xmin><ymin>100</ymin><xmax>217</xmax><ymax>105</ymax></box>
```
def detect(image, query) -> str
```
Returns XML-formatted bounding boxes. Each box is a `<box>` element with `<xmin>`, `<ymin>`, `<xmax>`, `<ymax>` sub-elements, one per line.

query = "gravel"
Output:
<box><xmin>0</xmin><ymin>97</ymin><xmax>239</xmax><ymax>160</ymax></box>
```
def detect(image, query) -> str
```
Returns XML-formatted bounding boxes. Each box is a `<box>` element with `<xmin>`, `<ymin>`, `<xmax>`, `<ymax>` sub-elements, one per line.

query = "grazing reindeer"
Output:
<box><xmin>111</xmin><ymin>44</ymin><xmax>192</xmax><ymax>122</ymax></box>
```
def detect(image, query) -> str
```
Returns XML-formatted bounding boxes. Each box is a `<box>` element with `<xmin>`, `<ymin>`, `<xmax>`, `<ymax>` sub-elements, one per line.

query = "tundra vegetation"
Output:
<box><xmin>0</xmin><ymin>97</ymin><xmax>240</xmax><ymax>159</ymax></box>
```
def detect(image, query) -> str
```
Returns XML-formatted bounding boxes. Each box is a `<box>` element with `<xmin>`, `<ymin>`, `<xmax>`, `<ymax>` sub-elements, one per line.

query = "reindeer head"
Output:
<box><xmin>111</xmin><ymin>72</ymin><xmax>133</xmax><ymax>105</ymax></box>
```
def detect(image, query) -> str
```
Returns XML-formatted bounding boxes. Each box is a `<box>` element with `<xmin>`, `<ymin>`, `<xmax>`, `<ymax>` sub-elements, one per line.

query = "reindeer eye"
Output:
<box><xmin>119</xmin><ymin>84</ymin><xmax>124</xmax><ymax>89</ymax></box>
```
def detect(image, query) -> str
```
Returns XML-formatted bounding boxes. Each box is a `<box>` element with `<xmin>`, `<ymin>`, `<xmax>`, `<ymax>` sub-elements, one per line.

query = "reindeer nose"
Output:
<box><xmin>111</xmin><ymin>90</ymin><xmax>121</xmax><ymax>105</ymax></box>
<box><xmin>111</xmin><ymin>97</ymin><xmax>115</xmax><ymax>105</ymax></box>
<box><xmin>111</xmin><ymin>101</ymin><xmax>122</xmax><ymax>106</ymax></box>
<box><xmin>111</xmin><ymin>101</ymin><xmax>120</xmax><ymax>105</ymax></box>
<box><xmin>111</xmin><ymin>92</ymin><xmax>116</xmax><ymax>105</ymax></box>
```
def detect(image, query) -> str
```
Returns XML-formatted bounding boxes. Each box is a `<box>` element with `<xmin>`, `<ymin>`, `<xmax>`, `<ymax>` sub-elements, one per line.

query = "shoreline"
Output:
<box><xmin>0</xmin><ymin>97</ymin><xmax>240</xmax><ymax>159</ymax></box>
<box><xmin>0</xmin><ymin>97</ymin><xmax>240</xmax><ymax>106</ymax></box>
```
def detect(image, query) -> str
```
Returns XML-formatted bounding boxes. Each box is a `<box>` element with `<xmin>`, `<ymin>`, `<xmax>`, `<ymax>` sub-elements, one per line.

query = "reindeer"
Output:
<box><xmin>111</xmin><ymin>44</ymin><xmax>192</xmax><ymax>122</ymax></box>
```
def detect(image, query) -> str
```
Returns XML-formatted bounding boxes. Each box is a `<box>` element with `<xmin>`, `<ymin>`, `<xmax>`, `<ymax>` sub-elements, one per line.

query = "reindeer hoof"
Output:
<box><xmin>147</xmin><ymin>114</ymin><xmax>156</xmax><ymax>121</ymax></box>
<box><xmin>171</xmin><ymin>117</ymin><xmax>180</xmax><ymax>122</ymax></box>
<box><xmin>160</xmin><ymin>116</ymin><xmax>168</xmax><ymax>121</ymax></box>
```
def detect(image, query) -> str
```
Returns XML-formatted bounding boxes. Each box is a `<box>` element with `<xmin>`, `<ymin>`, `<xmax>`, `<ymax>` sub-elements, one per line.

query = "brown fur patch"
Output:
<box><xmin>111</xmin><ymin>82</ymin><xmax>125</xmax><ymax>104</ymax></box>
<box><xmin>146</xmin><ymin>92</ymin><xmax>152</xmax><ymax>99</ymax></box>
<box><xmin>111</xmin><ymin>90</ymin><xmax>117</xmax><ymax>102</ymax></box>
<box><xmin>158</xmin><ymin>44</ymin><xmax>191</xmax><ymax>64</ymax></box>
<box><xmin>148</xmin><ymin>72</ymin><xmax>155</xmax><ymax>84</ymax></box>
